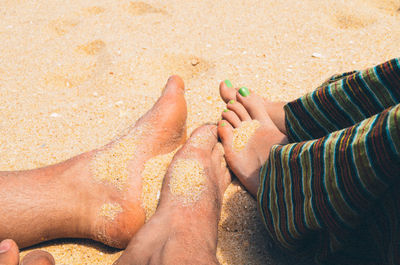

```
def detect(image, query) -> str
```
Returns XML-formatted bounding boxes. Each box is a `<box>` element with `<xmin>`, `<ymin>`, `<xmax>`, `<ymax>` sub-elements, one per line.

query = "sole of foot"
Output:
<box><xmin>114</xmin><ymin>125</ymin><xmax>231</xmax><ymax>265</ymax></box>
<box><xmin>218</xmin><ymin>85</ymin><xmax>287</xmax><ymax>196</ymax></box>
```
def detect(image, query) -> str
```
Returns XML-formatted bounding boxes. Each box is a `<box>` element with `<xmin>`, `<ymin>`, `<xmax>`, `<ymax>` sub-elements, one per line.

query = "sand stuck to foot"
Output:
<box><xmin>141</xmin><ymin>151</ymin><xmax>177</xmax><ymax>221</ymax></box>
<box><xmin>2</xmin><ymin>0</ymin><xmax>399</xmax><ymax>264</ymax></box>
<box><xmin>99</xmin><ymin>203</ymin><xmax>123</xmax><ymax>221</ymax></box>
<box><xmin>91</xmin><ymin>123</ymin><xmax>149</xmax><ymax>190</ymax></box>
<box><xmin>169</xmin><ymin>158</ymin><xmax>207</xmax><ymax>204</ymax></box>
<box><xmin>232</xmin><ymin>120</ymin><xmax>261</xmax><ymax>152</ymax></box>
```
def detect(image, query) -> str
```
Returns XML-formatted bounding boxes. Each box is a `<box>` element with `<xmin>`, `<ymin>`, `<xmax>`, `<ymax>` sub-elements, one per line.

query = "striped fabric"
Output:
<box><xmin>284</xmin><ymin>58</ymin><xmax>400</xmax><ymax>142</ymax></box>
<box><xmin>257</xmin><ymin>58</ymin><xmax>400</xmax><ymax>264</ymax></box>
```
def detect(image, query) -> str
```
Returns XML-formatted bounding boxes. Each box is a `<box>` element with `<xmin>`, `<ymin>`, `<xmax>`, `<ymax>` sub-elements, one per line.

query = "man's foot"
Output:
<box><xmin>0</xmin><ymin>76</ymin><xmax>187</xmax><ymax>249</ymax></box>
<box><xmin>114</xmin><ymin>125</ymin><xmax>231</xmax><ymax>265</ymax></box>
<box><xmin>218</xmin><ymin>87</ymin><xmax>288</xmax><ymax>196</ymax></box>
<box><xmin>219</xmin><ymin>80</ymin><xmax>287</xmax><ymax>135</ymax></box>
<box><xmin>87</xmin><ymin>75</ymin><xmax>187</xmax><ymax>247</ymax></box>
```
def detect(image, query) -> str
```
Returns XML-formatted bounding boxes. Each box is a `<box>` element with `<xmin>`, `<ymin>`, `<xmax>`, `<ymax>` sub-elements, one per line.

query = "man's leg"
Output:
<box><xmin>0</xmin><ymin>76</ymin><xmax>187</xmax><ymax>249</ymax></box>
<box><xmin>113</xmin><ymin>125</ymin><xmax>231</xmax><ymax>265</ymax></box>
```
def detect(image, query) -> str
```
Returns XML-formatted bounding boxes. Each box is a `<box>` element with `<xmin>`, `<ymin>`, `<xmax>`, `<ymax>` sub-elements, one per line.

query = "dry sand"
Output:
<box><xmin>1</xmin><ymin>0</ymin><xmax>399</xmax><ymax>264</ymax></box>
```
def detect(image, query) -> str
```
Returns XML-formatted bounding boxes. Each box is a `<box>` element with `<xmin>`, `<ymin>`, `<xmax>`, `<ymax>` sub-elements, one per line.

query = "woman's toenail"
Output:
<box><xmin>239</xmin><ymin>87</ymin><xmax>250</xmax><ymax>97</ymax></box>
<box><xmin>223</xmin><ymin>109</ymin><xmax>229</xmax><ymax>112</ymax></box>
<box><xmin>229</xmin><ymin>100</ymin><xmax>235</xmax><ymax>104</ymax></box>
<box><xmin>224</xmin><ymin>79</ymin><xmax>233</xmax><ymax>88</ymax></box>
<box><xmin>221</xmin><ymin>122</ymin><xmax>226</xmax><ymax>127</ymax></box>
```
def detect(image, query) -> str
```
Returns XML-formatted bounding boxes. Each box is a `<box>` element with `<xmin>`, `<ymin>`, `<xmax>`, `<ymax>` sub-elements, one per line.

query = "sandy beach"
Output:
<box><xmin>1</xmin><ymin>0</ymin><xmax>399</xmax><ymax>264</ymax></box>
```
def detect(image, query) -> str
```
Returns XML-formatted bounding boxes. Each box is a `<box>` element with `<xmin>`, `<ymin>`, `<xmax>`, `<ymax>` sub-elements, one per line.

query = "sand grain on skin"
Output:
<box><xmin>99</xmin><ymin>203</ymin><xmax>123</xmax><ymax>221</ymax></box>
<box><xmin>141</xmin><ymin>150</ymin><xmax>177</xmax><ymax>221</ymax></box>
<box><xmin>169</xmin><ymin>159</ymin><xmax>207</xmax><ymax>204</ymax></box>
<box><xmin>92</xmin><ymin>124</ymin><xmax>150</xmax><ymax>190</ymax></box>
<box><xmin>232</xmin><ymin>120</ymin><xmax>261</xmax><ymax>152</ymax></box>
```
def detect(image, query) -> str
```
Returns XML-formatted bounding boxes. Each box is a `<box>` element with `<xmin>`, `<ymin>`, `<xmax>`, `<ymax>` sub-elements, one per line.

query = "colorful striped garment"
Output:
<box><xmin>258</xmin><ymin>58</ymin><xmax>400</xmax><ymax>264</ymax></box>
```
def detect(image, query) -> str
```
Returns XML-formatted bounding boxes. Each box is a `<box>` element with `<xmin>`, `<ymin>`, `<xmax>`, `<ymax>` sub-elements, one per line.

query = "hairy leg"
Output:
<box><xmin>0</xmin><ymin>76</ymin><xmax>187</xmax><ymax>249</ymax></box>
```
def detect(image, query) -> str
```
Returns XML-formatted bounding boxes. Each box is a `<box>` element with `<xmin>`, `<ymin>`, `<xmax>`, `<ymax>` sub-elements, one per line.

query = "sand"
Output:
<box><xmin>1</xmin><ymin>0</ymin><xmax>399</xmax><ymax>264</ymax></box>
<box><xmin>169</xmin><ymin>158</ymin><xmax>207</xmax><ymax>204</ymax></box>
<box><xmin>99</xmin><ymin>203</ymin><xmax>123</xmax><ymax>221</ymax></box>
<box><xmin>232</xmin><ymin>120</ymin><xmax>261</xmax><ymax>152</ymax></box>
<box><xmin>141</xmin><ymin>151</ymin><xmax>176</xmax><ymax>221</ymax></box>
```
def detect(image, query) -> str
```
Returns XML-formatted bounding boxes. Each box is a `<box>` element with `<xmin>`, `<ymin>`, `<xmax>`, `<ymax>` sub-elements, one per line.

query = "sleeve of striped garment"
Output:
<box><xmin>283</xmin><ymin>57</ymin><xmax>400</xmax><ymax>142</ymax></box>
<box><xmin>257</xmin><ymin>103</ymin><xmax>400</xmax><ymax>261</ymax></box>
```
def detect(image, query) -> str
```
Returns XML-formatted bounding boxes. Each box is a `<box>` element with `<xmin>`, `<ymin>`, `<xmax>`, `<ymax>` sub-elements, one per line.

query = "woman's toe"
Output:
<box><xmin>221</xmin><ymin>109</ymin><xmax>242</xmax><ymax>128</ymax></box>
<box><xmin>236</xmin><ymin>88</ymin><xmax>269</xmax><ymax>121</ymax></box>
<box><xmin>226</xmin><ymin>100</ymin><xmax>252</xmax><ymax>122</ymax></box>
<box><xmin>219</xmin><ymin>80</ymin><xmax>238</xmax><ymax>103</ymax></box>
<box><xmin>217</xmin><ymin>120</ymin><xmax>234</xmax><ymax>152</ymax></box>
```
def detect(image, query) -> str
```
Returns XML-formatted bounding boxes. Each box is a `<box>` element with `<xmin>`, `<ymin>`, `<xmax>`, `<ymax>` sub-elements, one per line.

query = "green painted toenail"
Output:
<box><xmin>229</xmin><ymin>100</ymin><xmax>235</xmax><ymax>104</ymax></box>
<box><xmin>224</xmin><ymin>79</ymin><xmax>233</xmax><ymax>88</ymax></box>
<box><xmin>221</xmin><ymin>122</ymin><xmax>226</xmax><ymax>127</ymax></box>
<box><xmin>223</xmin><ymin>109</ymin><xmax>229</xmax><ymax>112</ymax></box>
<box><xmin>239</xmin><ymin>87</ymin><xmax>250</xmax><ymax>97</ymax></box>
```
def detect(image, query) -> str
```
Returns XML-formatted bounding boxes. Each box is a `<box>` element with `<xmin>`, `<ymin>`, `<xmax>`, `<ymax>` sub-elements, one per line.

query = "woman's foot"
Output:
<box><xmin>219</xmin><ymin>80</ymin><xmax>287</xmax><ymax>135</ymax></box>
<box><xmin>114</xmin><ymin>125</ymin><xmax>231</xmax><ymax>265</ymax></box>
<box><xmin>0</xmin><ymin>76</ymin><xmax>187</xmax><ymax>249</ymax></box>
<box><xmin>218</xmin><ymin>86</ymin><xmax>288</xmax><ymax>196</ymax></box>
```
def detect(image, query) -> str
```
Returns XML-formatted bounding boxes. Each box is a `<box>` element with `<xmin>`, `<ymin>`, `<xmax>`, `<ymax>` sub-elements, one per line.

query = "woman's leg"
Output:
<box><xmin>217</xmin><ymin>84</ymin><xmax>399</xmax><ymax>263</ymax></box>
<box><xmin>0</xmin><ymin>76</ymin><xmax>187</xmax><ymax>249</ymax></box>
<box><xmin>284</xmin><ymin>58</ymin><xmax>400</xmax><ymax>142</ymax></box>
<box><xmin>258</xmin><ymin>103</ymin><xmax>400</xmax><ymax>263</ymax></box>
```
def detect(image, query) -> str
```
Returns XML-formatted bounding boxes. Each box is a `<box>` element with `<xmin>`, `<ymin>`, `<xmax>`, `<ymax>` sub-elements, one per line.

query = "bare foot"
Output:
<box><xmin>114</xmin><ymin>125</ymin><xmax>231</xmax><ymax>265</ymax></box>
<box><xmin>0</xmin><ymin>239</ymin><xmax>55</xmax><ymax>265</ymax></box>
<box><xmin>0</xmin><ymin>76</ymin><xmax>187</xmax><ymax>249</ymax></box>
<box><xmin>219</xmin><ymin>80</ymin><xmax>287</xmax><ymax>135</ymax></box>
<box><xmin>218</xmin><ymin>87</ymin><xmax>288</xmax><ymax>196</ymax></box>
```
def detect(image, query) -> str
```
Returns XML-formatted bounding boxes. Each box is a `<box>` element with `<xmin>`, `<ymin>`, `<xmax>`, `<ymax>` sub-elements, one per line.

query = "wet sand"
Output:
<box><xmin>1</xmin><ymin>0</ymin><xmax>399</xmax><ymax>264</ymax></box>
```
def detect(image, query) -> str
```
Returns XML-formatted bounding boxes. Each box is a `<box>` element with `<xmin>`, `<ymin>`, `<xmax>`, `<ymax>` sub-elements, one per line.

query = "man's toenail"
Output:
<box><xmin>229</xmin><ymin>100</ymin><xmax>235</xmax><ymax>104</ymax></box>
<box><xmin>221</xmin><ymin>122</ymin><xmax>226</xmax><ymax>127</ymax></box>
<box><xmin>0</xmin><ymin>240</ymin><xmax>11</xmax><ymax>254</ymax></box>
<box><xmin>223</xmin><ymin>109</ymin><xmax>229</xmax><ymax>112</ymax></box>
<box><xmin>224</xmin><ymin>79</ymin><xmax>233</xmax><ymax>88</ymax></box>
<box><xmin>239</xmin><ymin>87</ymin><xmax>250</xmax><ymax>97</ymax></box>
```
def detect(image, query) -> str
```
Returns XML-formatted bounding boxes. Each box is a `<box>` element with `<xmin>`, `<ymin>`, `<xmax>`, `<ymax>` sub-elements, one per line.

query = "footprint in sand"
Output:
<box><xmin>163</xmin><ymin>54</ymin><xmax>213</xmax><ymax>81</ymax></box>
<box><xmin>334</xmin><ymin>11</ymin><xmax>377</xmax><ymax>29</ymax></box>
<box><xmin>127</xmin><ymin>1</ymin><xmax>167</xmax><ymax>16</ymax></box>
<box><xmin>76</xmin><ymin>40</ymin><xmax>106</xmax><ymax>56</ymax></box>
<box><xmin>43</xmin><ymin>40</ymin><xmax>109</xmax><ymax>92</ymax></box>
<box><xmin>368</xmin><ymin>0</ymin><xmax>400</xmax><ymax>13</ymax></box>
<box><xmin>82</xmin><ymin>6</ymin><xmax>106</xmax><ymax>16</ymax></box>
<box><xmin>48</xmin><ymin>19</ymin><xmax>79</xmax><ymax>36</ymax></box>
